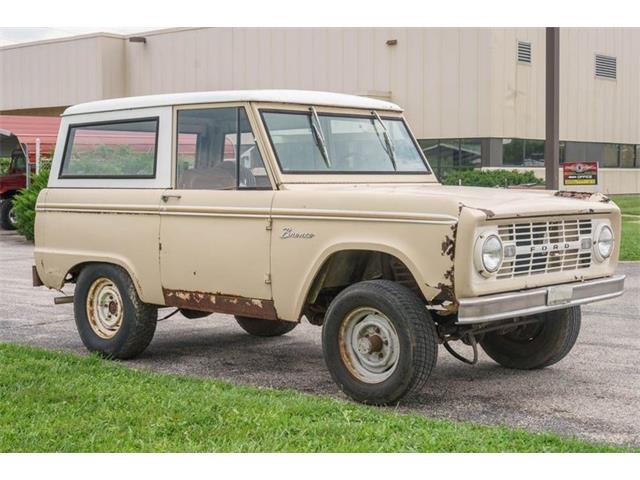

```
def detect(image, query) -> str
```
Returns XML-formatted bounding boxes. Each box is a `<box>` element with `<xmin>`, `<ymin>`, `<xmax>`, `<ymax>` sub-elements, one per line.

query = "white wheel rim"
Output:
<box><xmin>86</xmin><ymin>277</ymin><xmax>124</xmax><ymax>339</ymax></box>
<box><xmin>339</xmin><ymin>307</ymin><xmax>400</xmax><ymax>384</ymax></box>
<box><xmin>8</xmin><ymin>206</ymin><xmax>17</xmax><ymax>226</ymax></box>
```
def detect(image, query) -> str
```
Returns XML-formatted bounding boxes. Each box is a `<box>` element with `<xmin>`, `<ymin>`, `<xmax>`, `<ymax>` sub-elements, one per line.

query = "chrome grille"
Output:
<box><xmin>496</xmin><ymin>219</ymin><xmax>592</xmax><ymax>279</ymax></box>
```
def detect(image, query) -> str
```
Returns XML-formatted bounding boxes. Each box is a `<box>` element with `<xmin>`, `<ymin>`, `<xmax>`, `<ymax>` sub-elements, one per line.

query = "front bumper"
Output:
<box><xmin>456</xmin><ymin>274</ymin><xmax>625</xmax><ymax>324</ymax></box>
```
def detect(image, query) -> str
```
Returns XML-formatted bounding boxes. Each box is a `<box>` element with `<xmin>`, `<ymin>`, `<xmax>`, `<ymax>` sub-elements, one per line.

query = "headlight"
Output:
<box><xmin>475</xmin><ymin>234</ymin><xmax>503</xmax><ymax>276</ymax></box>
<box><xmin>595</xmin><ymin>224</ymin><xmax>613</xmax><ymax>261</ymax></box>
<box><xmin>482</xmin><ymin>235</ymin><xmax>503</xmax><ymax>273</ymax></box>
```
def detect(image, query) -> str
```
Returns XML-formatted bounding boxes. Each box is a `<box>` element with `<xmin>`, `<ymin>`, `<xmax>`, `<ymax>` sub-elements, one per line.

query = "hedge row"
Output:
<box><xmin>441</xmin><ymin>169</ymin><xmax>543</xmax><ymax>187</ymax></box>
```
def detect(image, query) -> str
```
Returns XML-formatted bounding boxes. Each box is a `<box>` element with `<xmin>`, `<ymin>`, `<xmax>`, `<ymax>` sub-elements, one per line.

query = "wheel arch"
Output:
<box><xmin>0</xmin><ymin>189</ymin><xmax>18</xmax><ymax>200</ymax></box>
<box><xmin>61</xmin><ymin>257</ymin><xmax>150</xmax><ymax>303</ymax></box>
<box><xmin>293</xmin><ymin>242</ymin><xmax>427</xmax><ymax>323</ymax></box>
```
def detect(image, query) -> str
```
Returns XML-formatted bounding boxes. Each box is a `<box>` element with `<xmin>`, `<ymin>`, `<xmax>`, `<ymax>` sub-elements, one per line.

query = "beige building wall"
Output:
<box><xmin>1</xmin><ymin>27</ymin><xmax>639</xmax><ymax>144</ymax></box>
<box><xmin>121</xmin><ymin>28</ymin><xmax>497</xmax><ymax>140</ymax></box>
<box><xmin>560</xmin><ymin>28</ymin><xmax>640</xmax><ymax>145</ymax></box>
<box><xmin>0</xmin><ymin>34</ymin><xmax>126</xmax><ymax>113</ymax></box>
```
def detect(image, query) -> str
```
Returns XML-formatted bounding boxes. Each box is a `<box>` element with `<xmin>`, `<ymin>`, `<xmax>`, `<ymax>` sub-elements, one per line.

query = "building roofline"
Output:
<box><xmin>0</xmin><ymin>31</ymin><xmax>127</xmax><ymax>51</ymax></box>
<box><xmin>63</xmin><ymin>90</ymin><xmax>403</xmax><ymax>115</ymax></box>
<box><xmin>0</xmin><ymin>28</ymin><xmax>213</xmax><ymax>51</ymax></box>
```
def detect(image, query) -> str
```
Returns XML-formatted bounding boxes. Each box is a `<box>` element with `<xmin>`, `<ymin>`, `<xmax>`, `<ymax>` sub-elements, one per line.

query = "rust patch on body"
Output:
<box><xmin>554</xmin><ymin>191</ymin><xmax>611</xmax><ymax>203</ymax></box>
<box><xmin>458</xmin><ymin>203</ymin><xmax>495</xmax><ymax>219</ymax></box>
<box><xmin>441</xmin><ymin>235</ymin><xmax>455</xmax><ymax>259</ymax></box>
<box><xmin>433</xmin><ymin>222</ymin><xmax>458</xmax><ymax>314</ymax></box>
<box><xmin>441</xmin><ymin>222</ymin><xmax>458</xmax><ymax>260</ymax></box>
<box><xmin>434</xmin><ymin>265</ymin><xmax>457</xmax><ymax>306</ymax></box>
<box><xmin>163</xmin><ymin>288</ymin><xmax>278</xmax><ymax>320</ymax></box>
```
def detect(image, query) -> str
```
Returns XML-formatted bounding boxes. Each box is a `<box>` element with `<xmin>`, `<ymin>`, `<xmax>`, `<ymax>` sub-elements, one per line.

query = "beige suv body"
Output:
<box><xmin>34</xmin><ymin>90</ymin><xmax>625</xmax><ymax>404</ymax></box>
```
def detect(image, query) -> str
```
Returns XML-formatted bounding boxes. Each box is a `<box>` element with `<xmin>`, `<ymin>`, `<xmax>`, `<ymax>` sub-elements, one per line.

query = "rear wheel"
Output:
<box><xmin>235</xmin><ymin>316</ymin><xmax>297</xmax><ymax>337</ymax></box>
<box><xmin>74</xmin><ymin>264</ymin><xmax>157</xmax><ymax>359</ymax></box>
<box><xmin>479</xmin><ymin>306</ymin><xmax>581</xmax><ymax>370</ymax></box>
<box><xmin>322</xmin><ymin>280</ymin><xmax>438</xmax><ymax>405</ymax></box>
<box><xmin>0</xmin><ymin>199</ymin><xmax>16</xmax><ymax>230</ymax></box>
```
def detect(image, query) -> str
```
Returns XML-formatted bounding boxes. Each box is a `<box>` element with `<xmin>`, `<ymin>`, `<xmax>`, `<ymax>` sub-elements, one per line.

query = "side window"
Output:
<box><xmin>60</xmin><ymin>119</ymin><xmax>158</xmax><ymax>178</ymax></box>
<box><xmin>176</xmin><ymin>107</ymin><xmax>270</xmax><ymax>190</ymax></box>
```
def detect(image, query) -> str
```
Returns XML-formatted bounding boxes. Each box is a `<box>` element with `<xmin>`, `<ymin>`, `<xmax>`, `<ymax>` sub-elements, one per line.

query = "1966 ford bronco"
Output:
<box><xmin>33</xmin><ymin>90</ymin><xmax>625</xmax><ymax>404</ymax></box>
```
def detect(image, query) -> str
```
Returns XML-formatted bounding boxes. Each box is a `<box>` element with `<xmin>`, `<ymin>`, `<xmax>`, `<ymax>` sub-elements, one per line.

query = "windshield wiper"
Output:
<box><xmin>371</xmin><ymin>110</ymin><xmax>397</xmax><ymax>171</ymax></box>
<box><xmin>308</xmin><ymin>107</ymin><xmax>332</xmax><ymax>168</ymax></box>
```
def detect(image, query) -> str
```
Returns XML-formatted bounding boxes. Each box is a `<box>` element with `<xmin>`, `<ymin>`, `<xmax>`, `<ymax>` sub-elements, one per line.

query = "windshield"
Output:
<box><xmin>261</xmin><ymin>110</ymin><xmax>430</xmax><ymax>174</ymax></box>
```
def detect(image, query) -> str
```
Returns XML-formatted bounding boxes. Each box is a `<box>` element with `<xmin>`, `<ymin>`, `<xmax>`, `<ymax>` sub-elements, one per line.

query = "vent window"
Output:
<box><xmin>595</xmin><ymin>54</ymin><xmax>616</xmax><ymax>79</ymax></box>
<box><xmin>517</xmin><ymin>41</ymin><xmax>532</xmax><ymax>64</ymax></box>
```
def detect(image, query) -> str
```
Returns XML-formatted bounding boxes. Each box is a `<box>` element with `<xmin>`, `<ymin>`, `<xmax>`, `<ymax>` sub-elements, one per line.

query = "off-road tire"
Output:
<box><xmin>479</xmin><ymin>306</ymin><xmax>581</xmax><ymax>370</ymax></box>
<box><xmin>235</xmin><ymin>316</ymin><xmax>297</xmax><ymax>337</ymax></box>
<box><xmin>322</xmin><ymin>280</ymin><xmax>438</xmax><ymax>405</ymax></box>
<box><xmin>74</xmin><ymin>263</ymin><xmax>157</xmax><ymax>359</ymax></box>
<box><xmin>0</xmin><ymin>199</ymin><xmax>16</xmax><ymax>230</ymax></box>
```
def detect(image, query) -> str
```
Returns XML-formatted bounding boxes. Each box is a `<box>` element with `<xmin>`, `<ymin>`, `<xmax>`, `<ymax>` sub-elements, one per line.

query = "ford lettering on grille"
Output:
<box><xmin>527</xmin><ymin>241</ymin><xmax>581</xmax><ymax>254</ymax></box>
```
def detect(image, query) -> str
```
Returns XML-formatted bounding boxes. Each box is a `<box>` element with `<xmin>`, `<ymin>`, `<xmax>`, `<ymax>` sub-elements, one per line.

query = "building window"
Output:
<box><xmin>517</xmin><ymin>41</ymin><xmax>532</xmax><ymax>64</ymax></box>
<box><xmin>595</xmin><ymin>54</ymin><xmax>617</xmax><ymax>80</ymax></box>
<box><xmin>420</xmin><ymin>138</ymin><xmax>639</xmax><ymax>173</ymax></box>
<box><xmin>419</xmin><ymin>138</ymin><xmax>483</xmax><ymax>178</ymax></box>
<box><xmin>502</xmin><ymin>138</ymin><xmax>525</xmax><ymax>166</ymax></box>
<box><xmin>524</xmin><ymin>140</ymin><xmax>545</xmax><ymax>167</ymax></box>
<box><xmin>619</xmin><ymin>144</ymin><xmax>636</xmax><ymax>168</ymax></box>
<box><xmin>460</xmin><ymin>139</ymin><xmax>482</xmax><ymax>168</ymax></box>
<box><xmin>599</xmin><ymin>143</ymin><xmax>619</xmax><ymax>167</ymax></box>
<box><xmin>563</xmin><ymin>142</ymin><xmax>638</xmax><ymax>168</ymax></box>
<box><xmin>419</xmin><ymin>139</ymin><xmax>457</xmax><ymax>178</ymax></box>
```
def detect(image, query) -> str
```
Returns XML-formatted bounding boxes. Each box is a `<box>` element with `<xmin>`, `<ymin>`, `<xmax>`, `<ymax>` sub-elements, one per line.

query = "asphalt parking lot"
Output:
<box><xmin>1</xmin><ymin>229</ymin><xmax>638</xmax><ymax>447</ymax></box>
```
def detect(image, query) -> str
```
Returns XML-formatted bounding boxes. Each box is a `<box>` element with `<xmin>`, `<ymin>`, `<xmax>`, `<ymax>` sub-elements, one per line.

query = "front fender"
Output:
<box><xmin>270</xmin><ymin>219</ymin><xmax>457</xmax><ymax>321</ymax></box>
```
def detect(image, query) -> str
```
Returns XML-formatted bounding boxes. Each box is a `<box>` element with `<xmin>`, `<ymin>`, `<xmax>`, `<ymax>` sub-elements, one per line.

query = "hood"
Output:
<box><xmin>283</xmin><ymin>183</ymin><xmax>618</xmax><ymax>219</ymax></box>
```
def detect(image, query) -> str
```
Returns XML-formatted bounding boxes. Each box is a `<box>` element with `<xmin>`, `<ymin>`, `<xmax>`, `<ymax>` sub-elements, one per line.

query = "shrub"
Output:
<box><xmin>442</xmin><ymin>169</ymin><xmax>543</xmax><ymax>187</ymax></box>
<box><xmin>13</xmin><ymin>166</ymin><xmax>51</xmax><ymax>241</ymax></box>
<box><xmin>0</xmin><ymin>156</ymin><xmax>11</xmax><ymax>175</ymax></box>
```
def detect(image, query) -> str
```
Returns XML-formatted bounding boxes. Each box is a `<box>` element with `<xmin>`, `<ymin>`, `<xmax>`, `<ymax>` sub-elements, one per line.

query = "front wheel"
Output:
<box><xmin>479</xmin><ymin>306</ymin><xmax>581</xmax><ymax>370</ymax></box>
<box><xmin>74</xmin><ymin>264</ymin><xmax>158</xmax><ymax>359</ymax></box>
<box><xmin>0</xmin><ymin>199</ymin><xmax>17</xmax><ymax>230</ymax></box>
<box><xmin>322</xmin><ymin>280</ymin><xmax>438</xmax><ymax>405</ymax></box>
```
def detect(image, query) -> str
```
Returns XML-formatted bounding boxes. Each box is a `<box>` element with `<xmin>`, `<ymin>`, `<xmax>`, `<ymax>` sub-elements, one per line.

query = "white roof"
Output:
<box><xmin>63</xmin><ymin>90</ymin><xmax>403</xmax><ymax>116</ymax></box>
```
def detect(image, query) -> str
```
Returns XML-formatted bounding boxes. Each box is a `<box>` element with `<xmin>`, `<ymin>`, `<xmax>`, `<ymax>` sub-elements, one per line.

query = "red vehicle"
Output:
<box><xmin>0</xmin><ymin>129</ymin><xmax>31</xmax><ymax>229</ymax></box>
<box><xmin>0</xmin><ymin>116</ymin><xmax>59</xmax><ymax>230</ymax></box>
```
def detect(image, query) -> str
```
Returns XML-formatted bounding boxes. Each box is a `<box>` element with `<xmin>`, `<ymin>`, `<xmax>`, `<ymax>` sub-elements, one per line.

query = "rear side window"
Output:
<box><xmin>60</xmin><ymin>118</ymin><xmax>158</xmax><ymax>178</ymax></box>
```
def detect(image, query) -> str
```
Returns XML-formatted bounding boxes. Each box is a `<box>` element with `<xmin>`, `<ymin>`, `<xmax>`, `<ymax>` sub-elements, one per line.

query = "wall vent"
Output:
<box><xmin>517</xmin><ymin>41</ymin><xmax>532</xmax><ymax>64</ymax></box>
<box><xmin>595</xmin><ymin>54</ymin><xmax>617</xmax><ymax>79</ymax></box>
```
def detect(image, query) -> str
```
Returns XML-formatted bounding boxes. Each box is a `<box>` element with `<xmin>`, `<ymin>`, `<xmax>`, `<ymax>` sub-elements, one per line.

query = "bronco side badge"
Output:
<box><xmin>280</xmin><ymin>227</ymin><xmax>315</xmax><ymax>239</ymax></box>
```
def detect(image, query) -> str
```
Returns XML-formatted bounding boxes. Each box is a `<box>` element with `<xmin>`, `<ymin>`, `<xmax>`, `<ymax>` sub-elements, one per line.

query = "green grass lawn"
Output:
<box><xmin>611</xmin><ymin>195</ymin><xmax>640</xmax><ymax>261</ymax></box>
<box><xmin>0</xmin><ymin>343</ymin><xmax>633</xmax><ymax>453</ymax></box>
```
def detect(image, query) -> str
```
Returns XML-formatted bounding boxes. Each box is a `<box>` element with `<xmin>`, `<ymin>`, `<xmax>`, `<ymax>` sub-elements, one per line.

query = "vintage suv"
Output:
<box><xmin>33</xmin><ymin>90</ymin><xmax>625</xmax><ymax>404</ymax></box>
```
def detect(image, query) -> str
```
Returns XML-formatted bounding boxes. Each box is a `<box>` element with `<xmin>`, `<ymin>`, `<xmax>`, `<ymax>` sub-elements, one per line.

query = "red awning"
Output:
<box><xmin>0</xmin><ymin>115</ymin><xmax>61</xmax><ymax>160</ymax></box>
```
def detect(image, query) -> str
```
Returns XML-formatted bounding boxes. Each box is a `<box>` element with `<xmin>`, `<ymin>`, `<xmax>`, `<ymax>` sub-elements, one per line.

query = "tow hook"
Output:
<box><xmin>443</xmin><ymin>333</ymin><xmax>479</xmax><ymax>365</ymax></box>
<box><xmin>437</xmin><ymin>323</ymin><xmax>479</xmax><ymax>365</ymax></box>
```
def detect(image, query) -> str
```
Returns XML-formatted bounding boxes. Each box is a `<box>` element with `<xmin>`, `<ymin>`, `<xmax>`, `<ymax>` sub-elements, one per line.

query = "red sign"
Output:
<box><xmin>563</xmin><ymin>162</ymin><xmax>598</xmax><ymax>186</ymax></box>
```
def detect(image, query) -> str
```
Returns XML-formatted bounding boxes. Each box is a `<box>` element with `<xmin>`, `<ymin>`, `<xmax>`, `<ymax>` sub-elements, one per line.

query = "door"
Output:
<box><xmin>159</xmin><ymin>106</ymin><xmax>276</xmax><ymax>318</ymax></box>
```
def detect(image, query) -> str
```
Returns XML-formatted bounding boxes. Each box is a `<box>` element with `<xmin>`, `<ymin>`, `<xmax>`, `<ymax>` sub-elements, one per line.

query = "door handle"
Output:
<box><xmin>161</xmin><ymin>194</ymin><xmax>182</xmax><ymax>202</ymax></box>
